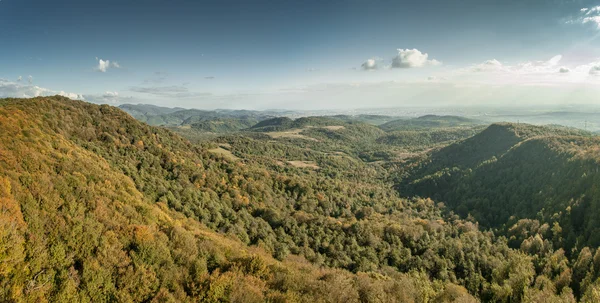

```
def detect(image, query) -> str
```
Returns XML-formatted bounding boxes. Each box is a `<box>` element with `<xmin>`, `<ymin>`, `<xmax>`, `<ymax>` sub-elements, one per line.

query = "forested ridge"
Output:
<box><xmin>396</xmin><ymin>123</ymin><xmax>599</xmax><ymax>243</ymax></box>
<box><xmin>395</xmin><ymin>123</ymin><xmax>600</xmax><ymax>301</ymax></box>
<box><xmin>1</xmin><ymin>96</ymin><xmax>600</xmax><ymax>302</ymax></box>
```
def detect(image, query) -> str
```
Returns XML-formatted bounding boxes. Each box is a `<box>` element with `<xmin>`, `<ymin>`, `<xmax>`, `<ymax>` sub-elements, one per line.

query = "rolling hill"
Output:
<box><xmin>118</xmin><ymin>103</ymin><xmax>185</xmax><ymax>118</ymax></box>
<box><xmin>248</xmin><ymin>116</ymin><xmax>348</xmax><ymax>132</ymax></box>
<box><xmin>4</xmin><ymin>97</ymin><xmax>600</xmax><ymax>302</ymax></box>
<box><xmin>398</xmin><ymin>123</ymin><xmax>600</xmax><ymax>250</ymax></box>
<box><xmin>119</xmin><ymin>104</ymin><xmax>276</xmax><ymax>127</ymax></box>
<box><xmin>376</xmin><ymin>127</ymin><xmax>486</xmax><ymax>150</ymax></box>
<box><xmin>0</xmin><ymin>97</ymin><xmax>490</xmax><ymax>302</ymax></box>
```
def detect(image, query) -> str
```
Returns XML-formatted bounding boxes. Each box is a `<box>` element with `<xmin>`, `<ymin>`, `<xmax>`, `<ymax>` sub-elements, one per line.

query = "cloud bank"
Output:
<box><xmin>0</xmin><ymin>79</ymin><xmax>83</xmax><ymax>99</ymax></box>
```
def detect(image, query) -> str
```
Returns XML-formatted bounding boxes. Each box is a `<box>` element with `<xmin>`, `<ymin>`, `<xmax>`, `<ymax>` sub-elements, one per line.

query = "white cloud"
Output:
<box><xmin>57</xmin><ymin>91</ymin><xmax>84</xmax><ymax>99</ymax></box>
<box><xmin>472</xmin><ymin>59</ymin><xmax>505</xmax><ymax>72</ymax></box>
<box><xmin>546</xmin><ymin>55</ymin><xmax>562</xmax><ymax>66</ymax></box>
<box><xmin>361</xmin><ymin>58</ymin><xmax>379</xmax><ymax>70</ymax></box>
<box><xmin>586</xmin><ymin>6</ymin><xmax>600</xmax><ymax>15</ymax></box>
<box><xmin>515</xmin><ymin>55</ymin><xmax>562</xmax><ymax>72</ymax></box>
<box><xmin>391</xmin><ymin>49</ymin><xmax>441</xmax><ymax>68</ymax></box>
<box><xmin>0</xmin><ymin>79</ymin><xmax>83</xmax><ymax>99</ymax></box>
<box><xmin>569</xmin><ymin>7</ymin><xmax>600</xmax><ymax>29</ymax></box>
<box><xmin>470</xmin><ymin>55</ymin><xmax>562</xmax><ymax>74</ymax></box>
<box><xmin>97</xmin><ymin>59</ymin><xmax>110</xmax><ymax>72</ymax></box>
<box><xmin>484</xmin><ymin>59</ymin><xmax>502</xmax><ymax>66</ymax></box>
<box><xmin>17</xmin><ymin>76</ymin><xmax>22</xmax><ymax>82</ymax></box>
<box><xmin>450</xmin><ymin>55</ymin><xmax>600</xmax><ymax>87</ymax></box>
<box><xmin>0</xmin><ymin>79</ymin><xmax>46</xmax><ymax>98</ymax></box>
<box><xmin>96</xmin><ymin>58</ymin><xmax>121</xmax><ymax>72</ymax></box>
<box><xmin>27</xmin><ymin>75</ymin><xmax>33</xmax><ymax>84</ymax></box>
<box><xmin>583</xmin><ymin>16</ymin><xmax>600</xmax><ymax>28</ymax></box>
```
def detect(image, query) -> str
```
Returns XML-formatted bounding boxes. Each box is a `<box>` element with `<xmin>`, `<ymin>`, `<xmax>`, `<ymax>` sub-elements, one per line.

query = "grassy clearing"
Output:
<box><xmin>265</xmin><ymin>126</ymin><xmax>344</xmax><ymax>141</ymax></box>
<box><xmin>321</xmin><ymin>125</ymin><xmax>345</xmax><ymax>130</ymax></box>
<box><xmin>265</xmin><ymin>128</ymin><xmax>319</xmax><ymax>141</ymax></box>
<box><xmin>208</xmin><ymin>145</ymin><xmax>239</xmax><ymax>161</ymax></box>
<box><xmin>287</xmin><ymin>160</ymin><xmax>320</xmax><ymax>169</ymax></box>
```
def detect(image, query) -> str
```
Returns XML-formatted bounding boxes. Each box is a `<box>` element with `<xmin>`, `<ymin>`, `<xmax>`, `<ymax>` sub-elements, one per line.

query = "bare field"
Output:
<box><xmin>264</xmin><ymin>128</ymin><xmax>319</xmax><ymax>141</ymax></box>
<box><xmin>208</xmin><ymin>146</ymin><xmax>239</xmax><ymax>161</ymax></box>
<box><xmin>321</xmin><ymin>125</ymin><xmax>345</xmax><ymax>130</ymax></box>
<box><xmin>265</xmin><ymin>125</ymin><xmax>344</xmax><ymax>141</ymax></box>
<box><xmin>287</xmin><ymin>160</ymin><xmax>320</xmax><ymax>169</ymax></box>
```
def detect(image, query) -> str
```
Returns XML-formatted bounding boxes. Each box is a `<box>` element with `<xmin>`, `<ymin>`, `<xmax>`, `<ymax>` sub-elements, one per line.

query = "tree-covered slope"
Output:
<box><xmin>249</xmin><ymin>116</ymin><xmax>347</xmax><ymax>132</ymax></box>
<box><xmin>398</xmin><ymin>123</ymin><xmax>600</xmax><ymax>248</ymax></box>
<box><xmin>0</xmin><ymin>97</ymin><xmax>483</xmax><ymax>302</ymax></box>
<box><xmin>118</xmin><ymin>103</ymin><xmax>185</xmax><ymax>120</ymax></box>
<box><xmin>377</xmin><ymin>127</ymin><xmax>485</xmax><ymax>150</ymax></box>
<box><xmin>392</xmin><ymin>123</ymin><xmax>600</xmax><ymax>300</ymax></box>
<box><xmin>188</xmin><ymin>118</ymin><xmax>258</xmax><ymax>133</ymax></box>
<box><xmin>4</xmin><ymin>97</ymin><xmax>600</xmax><ymax>302</ymax></box>
<box><xmin>119</xmin><ymin>104</ymin><xmax>274</xmax><ymax>127</ymax></box>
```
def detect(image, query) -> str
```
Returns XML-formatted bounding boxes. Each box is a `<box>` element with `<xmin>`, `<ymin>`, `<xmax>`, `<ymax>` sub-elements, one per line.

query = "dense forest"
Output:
<box><xmin>396</xmin><ymin>123</ymin><xmax>600</xmax><ymax>262</ymax></box>
<box><xmin>2</xmin><ymin>97</ymin><xmax>600</xmax><ymax>302</ymax></box>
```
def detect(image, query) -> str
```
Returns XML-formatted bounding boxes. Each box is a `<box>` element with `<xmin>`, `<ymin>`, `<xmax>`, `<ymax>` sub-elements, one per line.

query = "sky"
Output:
<box><xmin>2</xmin><ymin>0</ymin><xmax>600</xmax><ymax>110</ymax></box>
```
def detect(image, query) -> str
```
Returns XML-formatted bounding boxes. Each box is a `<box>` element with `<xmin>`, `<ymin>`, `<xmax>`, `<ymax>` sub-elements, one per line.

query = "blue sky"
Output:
<box><xmin>2</xmin><ymin>0</ymin><xmax>600</xmax><ymax>109</ymax></box>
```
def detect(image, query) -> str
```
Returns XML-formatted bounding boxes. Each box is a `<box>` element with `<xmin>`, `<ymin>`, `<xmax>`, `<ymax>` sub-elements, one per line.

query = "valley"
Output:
<box><xmin>2</xmin><ymin>96</ymin><xmax>600</xmax><ymax>302</ymax></box>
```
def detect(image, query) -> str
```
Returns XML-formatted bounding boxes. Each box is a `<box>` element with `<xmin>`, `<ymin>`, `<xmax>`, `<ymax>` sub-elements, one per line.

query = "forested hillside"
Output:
<box><xmin>119</xmin><ymin>104</ymin><xmax>276</xmax><ymax>127</ymax></box>
<box><xmin>396</xmin><ymin>123</ymin><xmax>600</xmax><ymax>300</ymax></box>
<box><xmin>377</xmin><ymin>127</ymin><xmax>485</xmax><ymax>151</ymax></box>
<box><xmin>3</xmin><ymin>97</ymin><xmax>600</xmax><ymax>302</ymax></box>
<box><xmin>118</xmin><ymin>104</ymin><xmax>185</xmax><ymax>119</ymax></box>
<box><xmin>397</xmin><ymin>123</ymin><xmax>597</xmax><ymax>237</ymax></box>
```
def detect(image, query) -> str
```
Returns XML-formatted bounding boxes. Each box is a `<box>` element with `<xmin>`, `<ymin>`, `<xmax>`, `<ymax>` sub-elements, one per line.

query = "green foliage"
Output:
<box><xmin>119</xmin><ymin>104</ymin><xmax>274</xmax><ymax>127</ymax></box>
<box><xmin>249</xmin><ymin>116</ymin><xmax>347</xmax><ymax>132</ymax></box>
<box><xmin>190</xmin><ymin>118</ymin><xmax>258</xmax><ymax>133</ymax></box>
<box><xmin>398</xmin><ymin>124</ymin><xmax>600</xmax><ymax>252</ymax></box>
<box><xmin>394</xmin><ymin>122</ymin><xmax>600</xmax><ymax>300</ymax></box>
<box><xmin>377</xmin><ymin>127</ymin><xmax>485</xmax><ymax>150</ymax></box>
<box><xmin>1</xmin><ymin>97</ymin><xmax>598</xmax><ymax>302</ymax></box>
